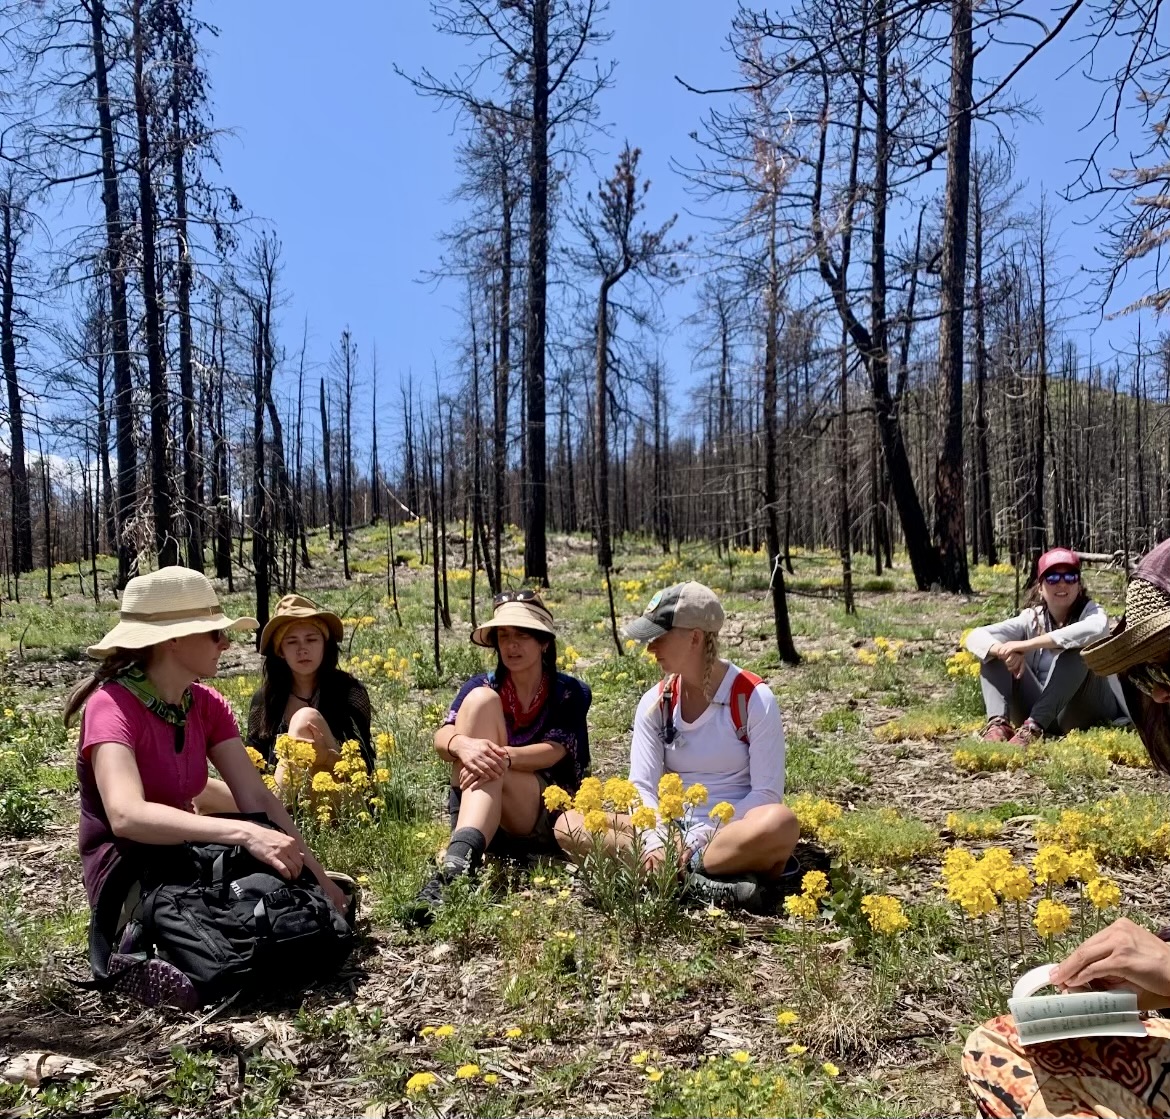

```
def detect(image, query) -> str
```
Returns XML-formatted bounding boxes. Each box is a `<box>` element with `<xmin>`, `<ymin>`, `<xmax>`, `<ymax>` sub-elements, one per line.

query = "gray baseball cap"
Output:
<box><xmin>622</xmin><ymin>582</ymin><xmax>725</xmax><ymax>644</ymax></box>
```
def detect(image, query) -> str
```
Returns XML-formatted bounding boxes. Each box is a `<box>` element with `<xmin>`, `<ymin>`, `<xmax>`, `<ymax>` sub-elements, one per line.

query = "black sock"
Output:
<box><xmin>444</xmin><ymin>827</ymin><xmax>487</xmax><ymax>875</ymax></box>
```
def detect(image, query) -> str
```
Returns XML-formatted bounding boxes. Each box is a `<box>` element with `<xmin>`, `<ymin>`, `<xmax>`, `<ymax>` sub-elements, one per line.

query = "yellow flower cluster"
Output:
<box><xmin>861</xmin><ymin>894</ymin><xmax>909</xmax><ymax>935</ymax></box>
<box><xmin>1061</xmin><ymin>727</ymin><xmax>1150</xmax><ymax>769</ymax></box>
<box><xmin>784</xmin><ymin>870</ymin><xmax>829</xmax><ymax>922</ymax></box>
<box><xmin>952</xmin><ymin>743</ymin><xmax>1026</xmax><ymax>773</ymax></box>
<box><xmin>245</xmin><ymin>746</ymin><xmax>267</xmax><ymax>772</ymax></box>
<box><xmin>346</xmin><ymin>648</ymin><xmax>412</xmax><ymax>685</ymax></box>
<box><xmin>857</xmin><ymin>636</ymin><xmax>904</xmax><ymax>665</ymax></box>
<box><xmin>945</xmin><ymin>649</ymin><xmax>981</xmax><ymax>679</ymax></box>
<box><xmin>557</xmin><ymin>644</ymin><xmax>582</xmax><ymax>672</ymax></box>
<box><xmin>942</xmin><ymin>847</ymin><xmax>1031</xmax><ymax>915</ymax></box>
<box><xmin>603</xmin><ymin>777</ymin><xmax>640</xmax><ymax>812</ymax></box>
<box><xmin>405</xmin><ymin>1071</ymin><xmax>437</xmax><ymax>1096</ymax></box>
<box><xmin>708</xmin><ymin>801</ymin><xmax>734</xmax><ymax>826</ymax></box>
<box><xmin>789</xmin><ymin>794</ymin><xmax>843</xmax><ymax>837</ymax></box>
<box><xmin>1034</xmin><ymin>898</ymin><xmax>1072</xmax><ymax>938</ymax></box>
<box><xmin>1035</xmin><ymin>795</ymin><xmax>1170</xmax><ymax>865</ymax></box>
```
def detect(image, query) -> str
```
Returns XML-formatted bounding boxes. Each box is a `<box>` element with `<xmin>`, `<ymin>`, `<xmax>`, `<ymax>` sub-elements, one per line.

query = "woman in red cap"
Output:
<box><xmin>963</xmin><ymin>547</ymin><xmax>1126</xmax><ymax>747</ymax></box>
<box><xmin>960</xmin><ymin>541</ymin><xmax>1170</xmax><ymax>1117</ymax></box>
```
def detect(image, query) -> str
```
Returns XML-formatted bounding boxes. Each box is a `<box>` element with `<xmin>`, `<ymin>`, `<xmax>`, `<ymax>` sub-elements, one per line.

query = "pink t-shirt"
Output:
<box><xmin>80</xmin><ymin>682</ymin><xmax>239</xmax><ymax>810</ymax></box>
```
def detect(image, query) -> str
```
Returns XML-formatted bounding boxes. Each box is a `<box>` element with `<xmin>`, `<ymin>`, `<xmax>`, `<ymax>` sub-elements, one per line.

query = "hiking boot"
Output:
<box><xmin>107</xmin><ymin>954</ymin><xmax>200</xmax><ymax>1011</ymax></box>
<box><xmin>685</xmin><ymin>870</ymin><xmax>770</xmax><ymax>914</ymax></box>
<box><xmin>404</xmin><ymin>861</ymin><xmax>473</xmax><ymax>928</ymax></box>
<box><xmin>979</xmin><ymin>716</ymin><xmax>1013</xmax><ymax>743</ymax></box>
<box><xmin>1009</xmin><ymin>718</ymin><xmax>1044</xmax><ymax>748</ymax></box>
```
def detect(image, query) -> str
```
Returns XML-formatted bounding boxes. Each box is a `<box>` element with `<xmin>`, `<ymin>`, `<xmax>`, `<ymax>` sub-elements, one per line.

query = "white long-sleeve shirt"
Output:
<box><xmin>964</xmin><ymin>600</ymin><xmax>1110</xmax><ymax>684</ymax></box>
<box><xmin>628</xmin><ymin>662</ymin><xmax>786</xmax><ymax>852</ymax></box>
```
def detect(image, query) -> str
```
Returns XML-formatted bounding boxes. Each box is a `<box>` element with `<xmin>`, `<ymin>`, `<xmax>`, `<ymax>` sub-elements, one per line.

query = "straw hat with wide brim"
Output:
<box><xmin>1082</xmin><ymin>577</ymin><xmax>1170</xmax><ymax>676</ymax></box>
<box><xmin>259</xmin><ymin>594</ymin><xmax>345</xmax><ymax>655</ymax></box>
<box><xmin>470</xmin><ymin>597</ymin><xmax>557</xmax><ymax>648</ymax></box>
<box><xmin>87</xmin><ymin>567</ymin><xmax>258</xmax><ymax>658</ymax></box>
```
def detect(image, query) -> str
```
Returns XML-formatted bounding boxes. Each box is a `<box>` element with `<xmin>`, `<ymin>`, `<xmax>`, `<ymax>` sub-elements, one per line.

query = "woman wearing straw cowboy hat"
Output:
<box><xmin>961</xmin><ymin>539</ymin><xmax>1170</xmax><ymax>1119</ymax></box>
<box><xmin>246</xmin><ymin>594</ymin><xmax>373</xmax><ymax>797</ymax></box>
<box><xmin>66</xmin><ymin>567</ymin><xmax>348</xmax><ymax>1002</ymax></box>
<box><xmin>408</xmin><ymin>590</ymin><xmax>591</xmax><ymax>924</ymax></box>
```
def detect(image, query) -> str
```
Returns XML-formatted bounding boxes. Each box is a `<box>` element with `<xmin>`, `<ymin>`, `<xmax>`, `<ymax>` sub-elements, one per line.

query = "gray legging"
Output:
<box><xmin>980</xmin><ymin>650</ymin><xmax>1121</xmax><ymax>733</ymax></box>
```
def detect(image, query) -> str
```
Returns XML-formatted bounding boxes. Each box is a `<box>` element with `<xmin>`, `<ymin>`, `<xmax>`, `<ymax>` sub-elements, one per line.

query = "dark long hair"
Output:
<box><xmin>63</xmin><ymin>648</ymin><xmax>150</xmax><ymax>727</ymax></box>
<box><xmin>256</xmin><ymin>636</ymin><xmax>361</xmax><ymax>741</ymax></box>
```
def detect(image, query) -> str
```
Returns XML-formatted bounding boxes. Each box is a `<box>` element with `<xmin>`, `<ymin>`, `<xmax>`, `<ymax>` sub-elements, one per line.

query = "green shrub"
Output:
<box><xmin>0</xmin><ymin>785</ymin><xmax>50</xmax><ymax>838</ymax></box>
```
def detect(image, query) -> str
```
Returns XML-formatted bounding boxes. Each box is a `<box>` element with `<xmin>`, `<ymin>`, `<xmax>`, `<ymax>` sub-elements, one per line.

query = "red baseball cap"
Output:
<box><xmin>1037</xmin><ymin>547</ymin><xmax>1080</xmax><ymax>577</ymax></box>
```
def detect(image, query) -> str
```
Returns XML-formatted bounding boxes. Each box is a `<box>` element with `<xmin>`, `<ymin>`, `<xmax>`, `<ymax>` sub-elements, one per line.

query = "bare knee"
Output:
<box><xmin>459</xmin><ymin>686</ymin><xmax>505</xmax><ymax>719</ymax></box>
<box><xmin>752</xmin><ymin>803</ymin><xmax>799</xmax><ymax>851</ymax></box>
<box><xmin>287</xmin><ymin>706</ymin><xmax>328</xmax><ymax>740</ymax></box>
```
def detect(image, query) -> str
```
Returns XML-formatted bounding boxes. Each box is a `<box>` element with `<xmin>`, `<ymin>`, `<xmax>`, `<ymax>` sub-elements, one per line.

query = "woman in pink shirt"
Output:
<box><xmin>67</xmin><ymin>567</ymin><xmax>346</xmax><ymax>1004</ymax></box>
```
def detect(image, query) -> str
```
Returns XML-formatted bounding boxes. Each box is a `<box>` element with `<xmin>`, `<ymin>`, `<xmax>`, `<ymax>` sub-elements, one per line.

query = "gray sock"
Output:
<box><xmin>444</xmin><ymin>827</ymin><xmax>486</xmax><ymax>874</ymax></box>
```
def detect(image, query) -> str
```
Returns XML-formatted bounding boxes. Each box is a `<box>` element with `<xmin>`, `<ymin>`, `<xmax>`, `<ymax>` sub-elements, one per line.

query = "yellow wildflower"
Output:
<box><xmin>505</xmin><ymin>1027</ymin><xmax>522</xmax><ymax>1039</ymax></box>
<box><xmin>434</xmin><ymin>1024</ymin><xmax>455</xmax><ymax>1038</ymax></box>
<box><xmin>312</xmin><ymin>771</ymin><xmax>339</xmax><ymax>794</ymax></box>
<box><xmin>658</xmin><ymin>793</ymin><xmax>685</xmax><ymax>821</ymax></box>
<box><xmin>631</xmin><ymin>1051</ymin><xmax>649</xmax><ymax>1066</ymax></box>
<box><xmin>1035</xmin><ymin>898</ymin><xmax>1072</xmax><ymax>938</ymax></box>
<box><xmin>405</xmin><ymin>1071</ymin><xmax>438</xmax><ymax>1096</ymax></box>
<box><xmin>573</xmin><ymin>777</ymin><xmax>604</xmax><ymax>813</ymax></box>
<box><xmin>583</xmin><ymin>809</ymin><xmax>610</xmax><ymax>835</ymax></box>
<box><xmin>998</xmin><ymin>867</ymin><xmax>1033</xmax><ymax>902</ymax></box>
<box><xmin>1068</xmin><ymin>848</ymin><xmax>1098</xmax><ymax>883</ymax></box>
<box><xmin>543</xmin><ymin>784</ymin><xmax>573</xmax><ymax>812</ymax></box>
<box><xmin>861</xmin><ymin>894</ymin><xmax>909</xmax><ymax>935</ymax></box>
<box><xmin>658</xmin><ymin>772</ymin><xmax>684</xmax><ymax>799</ymax></box>
<box><xmin>683</xmin><ymin>783</ymin><xmax>709</xmax><ymax>808</ymax></box>
<box><xmin>822</xmin><ymin>1062</ymin><xmax>840</xmax><ymax>1078</ymax></box>
<box><xmin>245</xmin><ymin>746</ymin><xmax>267</xmax><ymax>772</ymax></box>
<box><xmin>455</xmin><ymin>1064</ymin><xmax>479</xmax><ymax>1080</ymax></box>
<box><xmin>646</xmin><ymin>1068</ymin><xmax>663</xmax><ymax>1082</ymax></box>
<box><xmin>801</xmin><ymin>870</ymin><xmax>830</xmax><ymax>902</ymax></box>
<box><xmin>731</xmin><ymin>1050</ymin><xmax>751</xmax><ymax>1064</ymax></box>
<box><xmin>776</xmin><ymin>1010</ymin><xmax>799</xmax><ymax>1027</ymax></box>
<box><xmin>784</xmin><ymin>894</ymin><xmax>819</xmax><ymax>921</ymax></box>
<box><xmin>483</xmin><ymin>1073</ymin><xmax>499</xmax><ymax>1085</ymax></box>
<box><xmin>952</xmin><ymin>878</ymin><xmax>998</xmax><ymax>917</ymax></box>
<box><xmin>708</xmin><ymin>801</ymin><xmax>735</xmax><ymax>826</ymax></box>
<box><xmin>1086</xmin><ymin>877</ymin><xmax>1121</xmax><ymax>910</ymax></box>
<box><xmin>630</xmin><ymin>806</ymin><xmax>658</xmax><ymax>831</ymax></box>
<box><xmin>786</xmin><ymin>1044</ymin><xmax>808</xmax><ymax>1056</ymax></box>
<box><xmin>603</xmin><ymin>776</ymin><xmax>640</xmax><ymax>812</ymax></box>
<box><xmin>1033</xmin><ymin>846</ymin><xmax>1072</xmax><ymax>887</ymax></box>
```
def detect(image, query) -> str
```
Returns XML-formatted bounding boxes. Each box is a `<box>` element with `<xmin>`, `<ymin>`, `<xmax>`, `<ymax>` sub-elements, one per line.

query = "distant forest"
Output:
<box><xmin>0</xmin><ymin>1</ymin><xmax>1167</xmax><ymax>659</ymax></box>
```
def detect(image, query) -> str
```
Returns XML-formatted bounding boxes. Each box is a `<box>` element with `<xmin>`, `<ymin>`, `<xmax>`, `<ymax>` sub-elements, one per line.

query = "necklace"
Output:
<box><xmin>293</xmin><ymin>689</ymin><xmax>318</xmax><ymax>704</ymax></box>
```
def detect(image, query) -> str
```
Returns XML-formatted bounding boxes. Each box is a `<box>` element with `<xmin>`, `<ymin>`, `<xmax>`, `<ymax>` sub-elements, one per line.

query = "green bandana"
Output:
<box><xmin>116</xmin><ymin>665</ymin><xmax>192</xmax><ymax>752</ymax></box>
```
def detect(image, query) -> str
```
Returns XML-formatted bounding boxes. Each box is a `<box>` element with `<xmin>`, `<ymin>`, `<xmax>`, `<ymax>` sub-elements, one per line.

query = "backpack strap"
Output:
<box><xmin>657</xmin><ymin>674</ymin><xmax>680</xmax><ymax>745</ymax></box>
<box><xmin>728</xmin><ymin>669</ymin><xmax>763</xmax><ymax>745</ymax></box>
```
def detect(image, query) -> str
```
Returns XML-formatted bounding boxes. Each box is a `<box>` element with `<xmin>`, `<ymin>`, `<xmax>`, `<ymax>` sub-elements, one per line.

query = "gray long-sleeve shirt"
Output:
<box><xmin>964</xmin><ymin>600</ymin><xmax>1110</xmax><ymax>684</ymax></box>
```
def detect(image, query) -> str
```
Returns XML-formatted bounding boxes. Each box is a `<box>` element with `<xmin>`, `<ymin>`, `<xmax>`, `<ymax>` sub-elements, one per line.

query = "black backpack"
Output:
<box><xmin>89</xmin><ymin>817</ymin><xmax>354</xmax><ymax>1005</ymax></box>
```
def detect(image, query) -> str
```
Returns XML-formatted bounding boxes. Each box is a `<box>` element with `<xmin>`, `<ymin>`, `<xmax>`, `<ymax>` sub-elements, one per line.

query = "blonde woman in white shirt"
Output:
<box><xmin>554</xmin><ymin>582</ymin><xmax>799</xmax><ymax>912</ymax></box>
<box><xmin>964</xmin><ymin>548</ymin><xmax>1126</xmax><ymax>748</ymax></box>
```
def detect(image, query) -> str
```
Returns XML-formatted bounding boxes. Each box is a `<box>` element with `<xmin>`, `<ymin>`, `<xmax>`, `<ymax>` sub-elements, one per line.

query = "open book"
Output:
<box><xmin>1008</xmin><ymin>964</ymin><xmax>1147</xmax><ymax>1046</ymax></box>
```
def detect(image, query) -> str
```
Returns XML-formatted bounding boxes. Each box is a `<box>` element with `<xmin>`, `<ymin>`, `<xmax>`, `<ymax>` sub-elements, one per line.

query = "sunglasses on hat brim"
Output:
<box><xmin>1125</xmin><ymin>657</ymin><xmax>1170</xmax><ymax>698</ymax></box>
<box><xmin>493</xmin><ymin>589</ymin><xmax>549</xmax><ymax>611</ymax></box>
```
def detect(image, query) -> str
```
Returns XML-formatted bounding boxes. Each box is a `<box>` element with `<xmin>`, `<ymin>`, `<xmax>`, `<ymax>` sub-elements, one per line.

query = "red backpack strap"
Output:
<box><xmin>729</xmin><ymin>670</ymin><xmax>763</xmax><ymax>745</ymax></box>
<box><xmin>657</xmin><ymin>674</ymin><xmax>680</xmax><ymax>745</ymax></box>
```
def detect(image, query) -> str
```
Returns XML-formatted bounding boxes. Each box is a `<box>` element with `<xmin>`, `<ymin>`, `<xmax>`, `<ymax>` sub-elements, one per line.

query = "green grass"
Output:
<box><xmin>0</xmin><ymin>526</ymin><xmax>1155</xmax><ymax>1117</ymax></box>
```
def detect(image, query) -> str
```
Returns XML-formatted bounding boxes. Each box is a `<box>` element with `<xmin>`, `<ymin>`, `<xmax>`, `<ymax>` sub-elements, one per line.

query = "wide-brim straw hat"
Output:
<box><xmin>259</xmin><ymin>594</ymin><xmax>344</xmax><ymax>655</ymax></box>
<box><xmin>470</xmin><ymin>597</ymin><xmax>557</xmax><ymax>648</ymax></box>
<box><xmin>1083</xmin><ymin>577</ymin><xmax>1170</xmax><ymax>676</ymax></box>
<box><xmin>88</xmin><ymin>567</ymin><xmax>258</xmax><ymax>658</ymax></box>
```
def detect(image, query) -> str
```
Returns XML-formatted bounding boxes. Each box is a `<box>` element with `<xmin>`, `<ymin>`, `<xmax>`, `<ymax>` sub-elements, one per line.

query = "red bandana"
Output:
<box><xmin>500</xmin><ymin>672</ymin><xmax>550</xmax><ymax>731</ymax></box>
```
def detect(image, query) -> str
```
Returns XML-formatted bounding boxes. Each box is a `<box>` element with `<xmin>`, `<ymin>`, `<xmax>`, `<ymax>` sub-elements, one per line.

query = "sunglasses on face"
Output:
<box><xmin>493</xmin><ymin>589</ymin><xmax>547</xmax><ymax>610</ymax></box>
<box><xmin>1042</xmin><ymin>571</ymin><xmax>1081</xmax><ymax>585</ymax></box>
<box><xmin>207</xmin><ymin>629</ymin><xmax>226</xmax><ymax>642</ymax></box>
<box><xmin>1126</xmin><ymin>658</ymin><xmax>1170</xmax><ymax>698</ymax></box>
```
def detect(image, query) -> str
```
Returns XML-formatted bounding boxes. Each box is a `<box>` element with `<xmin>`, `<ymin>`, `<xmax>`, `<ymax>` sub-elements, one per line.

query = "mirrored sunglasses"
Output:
<box><xmin>1042</xmin><ymin>571</ymin><xmax>1081</xmax><ymax>585</ymax></box>
<box><xmin>206</xmin><ymin>628</ymin><xmax>226</xmax><ymax>642</ymax></box>
<box><xmin>1126</xmin><ymin>658</ymin><xmax>1170</xmax><ymax>698</ymax></box>
<box><xmin>493</xmin><ymin>589</ymin><xmax>547</xmax><ymax>611</ymax></box>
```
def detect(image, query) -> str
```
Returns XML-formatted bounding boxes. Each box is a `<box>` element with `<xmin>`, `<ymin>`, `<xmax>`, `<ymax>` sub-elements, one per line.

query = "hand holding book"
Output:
<box><xmin>1050</xmin><ymin>917</ymin><xmax>1170</xmax><ymax>1012</ymax></box>
<box><xmin>1009</xmin><ymin>964</ymin><xmax>1145</xmax><ymax>1046</ymax></box>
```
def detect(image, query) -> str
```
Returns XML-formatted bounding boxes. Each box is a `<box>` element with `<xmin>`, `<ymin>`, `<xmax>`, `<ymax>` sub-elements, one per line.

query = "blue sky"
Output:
<box><xmin>197</xmin><ymin>2</ymin><xmax>1159</xmax><ymax>441</ymax></box>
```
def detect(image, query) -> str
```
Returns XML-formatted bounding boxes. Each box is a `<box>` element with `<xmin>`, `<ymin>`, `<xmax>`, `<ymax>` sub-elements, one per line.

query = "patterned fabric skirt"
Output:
<box><xmin>963</xmin><ymin>1013</ymin><xmax>1170</xmax><ymax>1118</ymax></box>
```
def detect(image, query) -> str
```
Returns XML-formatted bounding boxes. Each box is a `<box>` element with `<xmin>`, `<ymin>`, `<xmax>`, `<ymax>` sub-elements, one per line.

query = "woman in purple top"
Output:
<box><xmin>68</xmin><ymin>567</ymin><xmax>345</xmax><ymax>1003</ymax></box>
<box><xmin>408</xmin><ymin>591</ymin><xmax>590</xmax><ymax>924</ymax></box>
<box><xmin>962</xmin><ymin>539</ymin><xmax>1170</xmax><ymax>1117</ymax></box>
